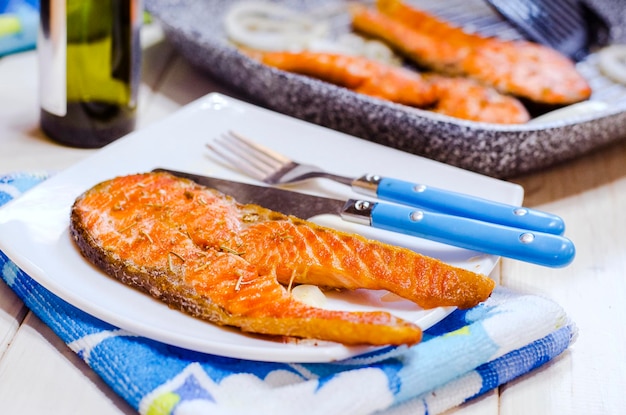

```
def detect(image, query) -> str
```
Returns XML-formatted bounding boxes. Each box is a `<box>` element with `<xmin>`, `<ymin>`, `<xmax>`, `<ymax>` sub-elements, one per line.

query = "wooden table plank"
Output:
<box><xmin>0</xmin><ymin>313</ymin><xmax>134</xmax><ymax>414</ymax></box>
<box><xmin>500</xmin><ymin>140</ymin><xmax>626</xmax><ymax>414</ymax></box>
<box><xmin>0</xmin><ymin>281</ymin><xmax>27</xmax><ymax>357</ymax></box>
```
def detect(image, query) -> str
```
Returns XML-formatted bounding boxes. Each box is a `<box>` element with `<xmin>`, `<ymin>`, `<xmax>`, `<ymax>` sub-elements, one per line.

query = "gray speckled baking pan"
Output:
<box><xmin>145</xmin><ymin>0</ymin><xmax>626</xmax><ymax>178</ymax></box>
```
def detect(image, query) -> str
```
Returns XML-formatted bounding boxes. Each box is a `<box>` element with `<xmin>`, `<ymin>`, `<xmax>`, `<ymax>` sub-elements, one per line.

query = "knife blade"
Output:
<box><xmin>157</xmin><ymin>169</ymin><xmax>575</xmax><ymax>268</ymax></box>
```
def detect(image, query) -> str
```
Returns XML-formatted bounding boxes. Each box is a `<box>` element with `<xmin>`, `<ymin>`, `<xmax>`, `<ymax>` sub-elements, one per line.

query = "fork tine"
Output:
<box><xmin>219</xmin><ymin>134</ymin><xmax>277</xmax><ymax>175</ymax></box>
<box><xmin>228</xmin><ymin>131</ymin><xmax>292</xmax><ymax>166</ymax></box>
<box><xmin>206</xmin><ymin>140</ymin><xmax>268</xmax><ymax>180</ymax></box>
<box><xmin>209</xmin><ymin>130</ymin><xmax>337</xmax><ymax>186</ymax></box>
<box><xmin>219</xmin><ymin>132</ymin><xmax>283</xmax><ymax>175</ymax></box>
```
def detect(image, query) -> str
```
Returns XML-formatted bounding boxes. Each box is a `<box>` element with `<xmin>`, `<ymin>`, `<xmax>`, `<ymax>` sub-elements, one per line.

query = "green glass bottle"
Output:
<box><xmin>38</xmin><ymin>0</ymin><xmax>141</xmax><ymax>148</ymax></box>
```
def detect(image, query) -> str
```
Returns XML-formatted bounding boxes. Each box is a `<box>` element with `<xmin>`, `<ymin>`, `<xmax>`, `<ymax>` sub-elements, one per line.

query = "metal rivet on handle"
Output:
<box><xmin>413</xmin><ymin>184</ymin><xmax>427</xmax><ymax>193</ymax></box>
<box><xmin>519</xmin><ymin>233</ymin><xmax>535</xmax><ymax>244</ymax></box>
<box><xmin>410</xmin><ymin>210</ymin><xmax>424</xmax><ymax>222</ymax></box>
<box><xmin>354</xmin><ymin>200</ymin><xmax>371</xmax><ymax>210</ymax></box>
<box><xmin>514</xmin><ymin>208</ymin><xmax>528</xmax><ymax>216</ymax></box>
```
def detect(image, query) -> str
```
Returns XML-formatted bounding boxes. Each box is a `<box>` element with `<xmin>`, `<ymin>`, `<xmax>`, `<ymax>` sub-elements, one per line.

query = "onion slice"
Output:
<box><xmin>223</xmin><ymin>1</ymin><xmax>401</xmax><ymax>65</ymax></box>
<box><xmin>224</xmin><ymin>1</ymin><xmax>329</xmax><ymax>51</ymax></box>
<box><xmin>598</xmin><ymin>45</ymin><xmax>626</xmax><ymax>86</ymax></box>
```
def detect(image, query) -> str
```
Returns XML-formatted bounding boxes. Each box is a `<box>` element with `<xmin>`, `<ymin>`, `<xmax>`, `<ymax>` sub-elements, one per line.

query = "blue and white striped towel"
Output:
<box><xmin>0</xmin><ymin>172</ymin><xmax>576</xmax><ymax>415</ymax></box>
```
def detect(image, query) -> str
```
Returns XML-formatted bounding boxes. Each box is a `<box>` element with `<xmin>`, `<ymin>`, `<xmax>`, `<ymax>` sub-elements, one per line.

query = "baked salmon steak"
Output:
<box><xmin>70</xmin><ymin>172</ymin><xmax>495</xmax><ymax>346</ymax></box>
<box><xmin>350</xmin><ymin>0</ymin><xmax>592</xmax><ymax>106</ymax></box>
<box><xmin>247</xmin><ymin>49</ymin><xmax>530</xmax><ymax>124</ymax></box>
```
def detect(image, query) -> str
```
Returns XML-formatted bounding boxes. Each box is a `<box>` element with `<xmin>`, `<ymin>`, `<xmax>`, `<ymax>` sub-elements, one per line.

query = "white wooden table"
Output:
<box><xmin>1</xmin><ymin>24</ymin><xmax>625</xmax><ymax>414</ymax></box>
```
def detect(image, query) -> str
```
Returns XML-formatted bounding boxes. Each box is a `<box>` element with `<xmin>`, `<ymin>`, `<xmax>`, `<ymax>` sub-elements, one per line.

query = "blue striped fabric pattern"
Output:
<box><xmin>0</xmin><ymin>173</ymin><xmax>576</xmax><ymax>415</ymax></box>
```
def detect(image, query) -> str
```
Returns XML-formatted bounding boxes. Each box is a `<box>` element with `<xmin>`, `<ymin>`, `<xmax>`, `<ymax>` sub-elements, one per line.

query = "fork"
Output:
<box><xmin>208</xmin><ymin>131</ymin><xmax>565</xmax><ymax>235</ymax></box>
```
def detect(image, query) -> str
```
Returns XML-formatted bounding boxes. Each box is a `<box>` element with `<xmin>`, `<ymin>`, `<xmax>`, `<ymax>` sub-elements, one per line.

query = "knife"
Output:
<box><xmin>157</xmin><ymin>169</ymin><xmax>575</xmax><ymax>268</ymax></box>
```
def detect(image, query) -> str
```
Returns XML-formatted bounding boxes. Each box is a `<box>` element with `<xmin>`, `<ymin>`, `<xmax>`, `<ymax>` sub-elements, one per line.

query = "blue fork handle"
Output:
<box><xmin>352</xmin><ymin>176</ymin><xmax>566</xmax><ymax>235</ymax></box>
<box><xmin>342</xmin><ymin>200</ymin><xmax>575</xmax><ymax>268</ymax></box>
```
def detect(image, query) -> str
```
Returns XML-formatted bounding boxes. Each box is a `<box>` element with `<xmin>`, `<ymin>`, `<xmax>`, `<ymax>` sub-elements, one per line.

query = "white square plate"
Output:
<box><xmin>0</xmin><ymin>93</ymin><xmax>523</xmax><ymax>362</ymax></box>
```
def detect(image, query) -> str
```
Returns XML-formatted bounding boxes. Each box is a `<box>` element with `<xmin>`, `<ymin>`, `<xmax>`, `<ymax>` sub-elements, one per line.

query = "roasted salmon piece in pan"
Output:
<box><xmin>350</xmin><ymin>0</ymin><xmax>592</xmax><ymax>106</ymax></box>
<box><xmin>70</xmin><ymin>172</ymin><xmax>495</xmax><ymax>346</ymax></box>
<box><xmin>248</xmin><ymin>49</ymin><xmax>530</xmax><ymax>124</ymax></box>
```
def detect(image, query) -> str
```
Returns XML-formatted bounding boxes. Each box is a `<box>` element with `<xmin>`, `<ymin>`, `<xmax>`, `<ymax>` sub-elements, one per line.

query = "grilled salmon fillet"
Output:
<box><xmin>249</xmin><ymin>49</ymin><xmax>530</xmax><ymax>124</ymax></box>
<box><xmin>350</xmin><ymin>0</ymin><xmax>591</xmax><ymax>105</ymax></box>
<box><xmin>70</xmin><ymin>172</ymin><xmax>495</xmax><ymax>346</ymax></box>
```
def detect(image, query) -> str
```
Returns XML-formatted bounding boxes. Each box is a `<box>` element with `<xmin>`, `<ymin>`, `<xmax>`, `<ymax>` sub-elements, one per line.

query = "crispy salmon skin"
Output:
<box><xmin>70</xmin><ymin>172</ymin><xmax>495</xmax><ymax>346</ymax></box>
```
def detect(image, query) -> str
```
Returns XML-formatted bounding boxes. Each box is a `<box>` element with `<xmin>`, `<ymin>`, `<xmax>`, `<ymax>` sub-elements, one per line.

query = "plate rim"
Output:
<box><xmin>0</xmin><ymin>93</ymin><xmax>518</xmax><ymax>362</ymax></box>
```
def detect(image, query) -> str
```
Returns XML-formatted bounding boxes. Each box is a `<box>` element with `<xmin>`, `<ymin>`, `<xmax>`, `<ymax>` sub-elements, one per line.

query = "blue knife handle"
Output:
<box><xmin>364</xmin><ymin>202</ymin><xmax>575</xmax><ymax>268</ymax></box>
<box><xmin>354</xmin><ymin>177</ymin><xmax>565</xmax><ymax>235</ymax></box>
